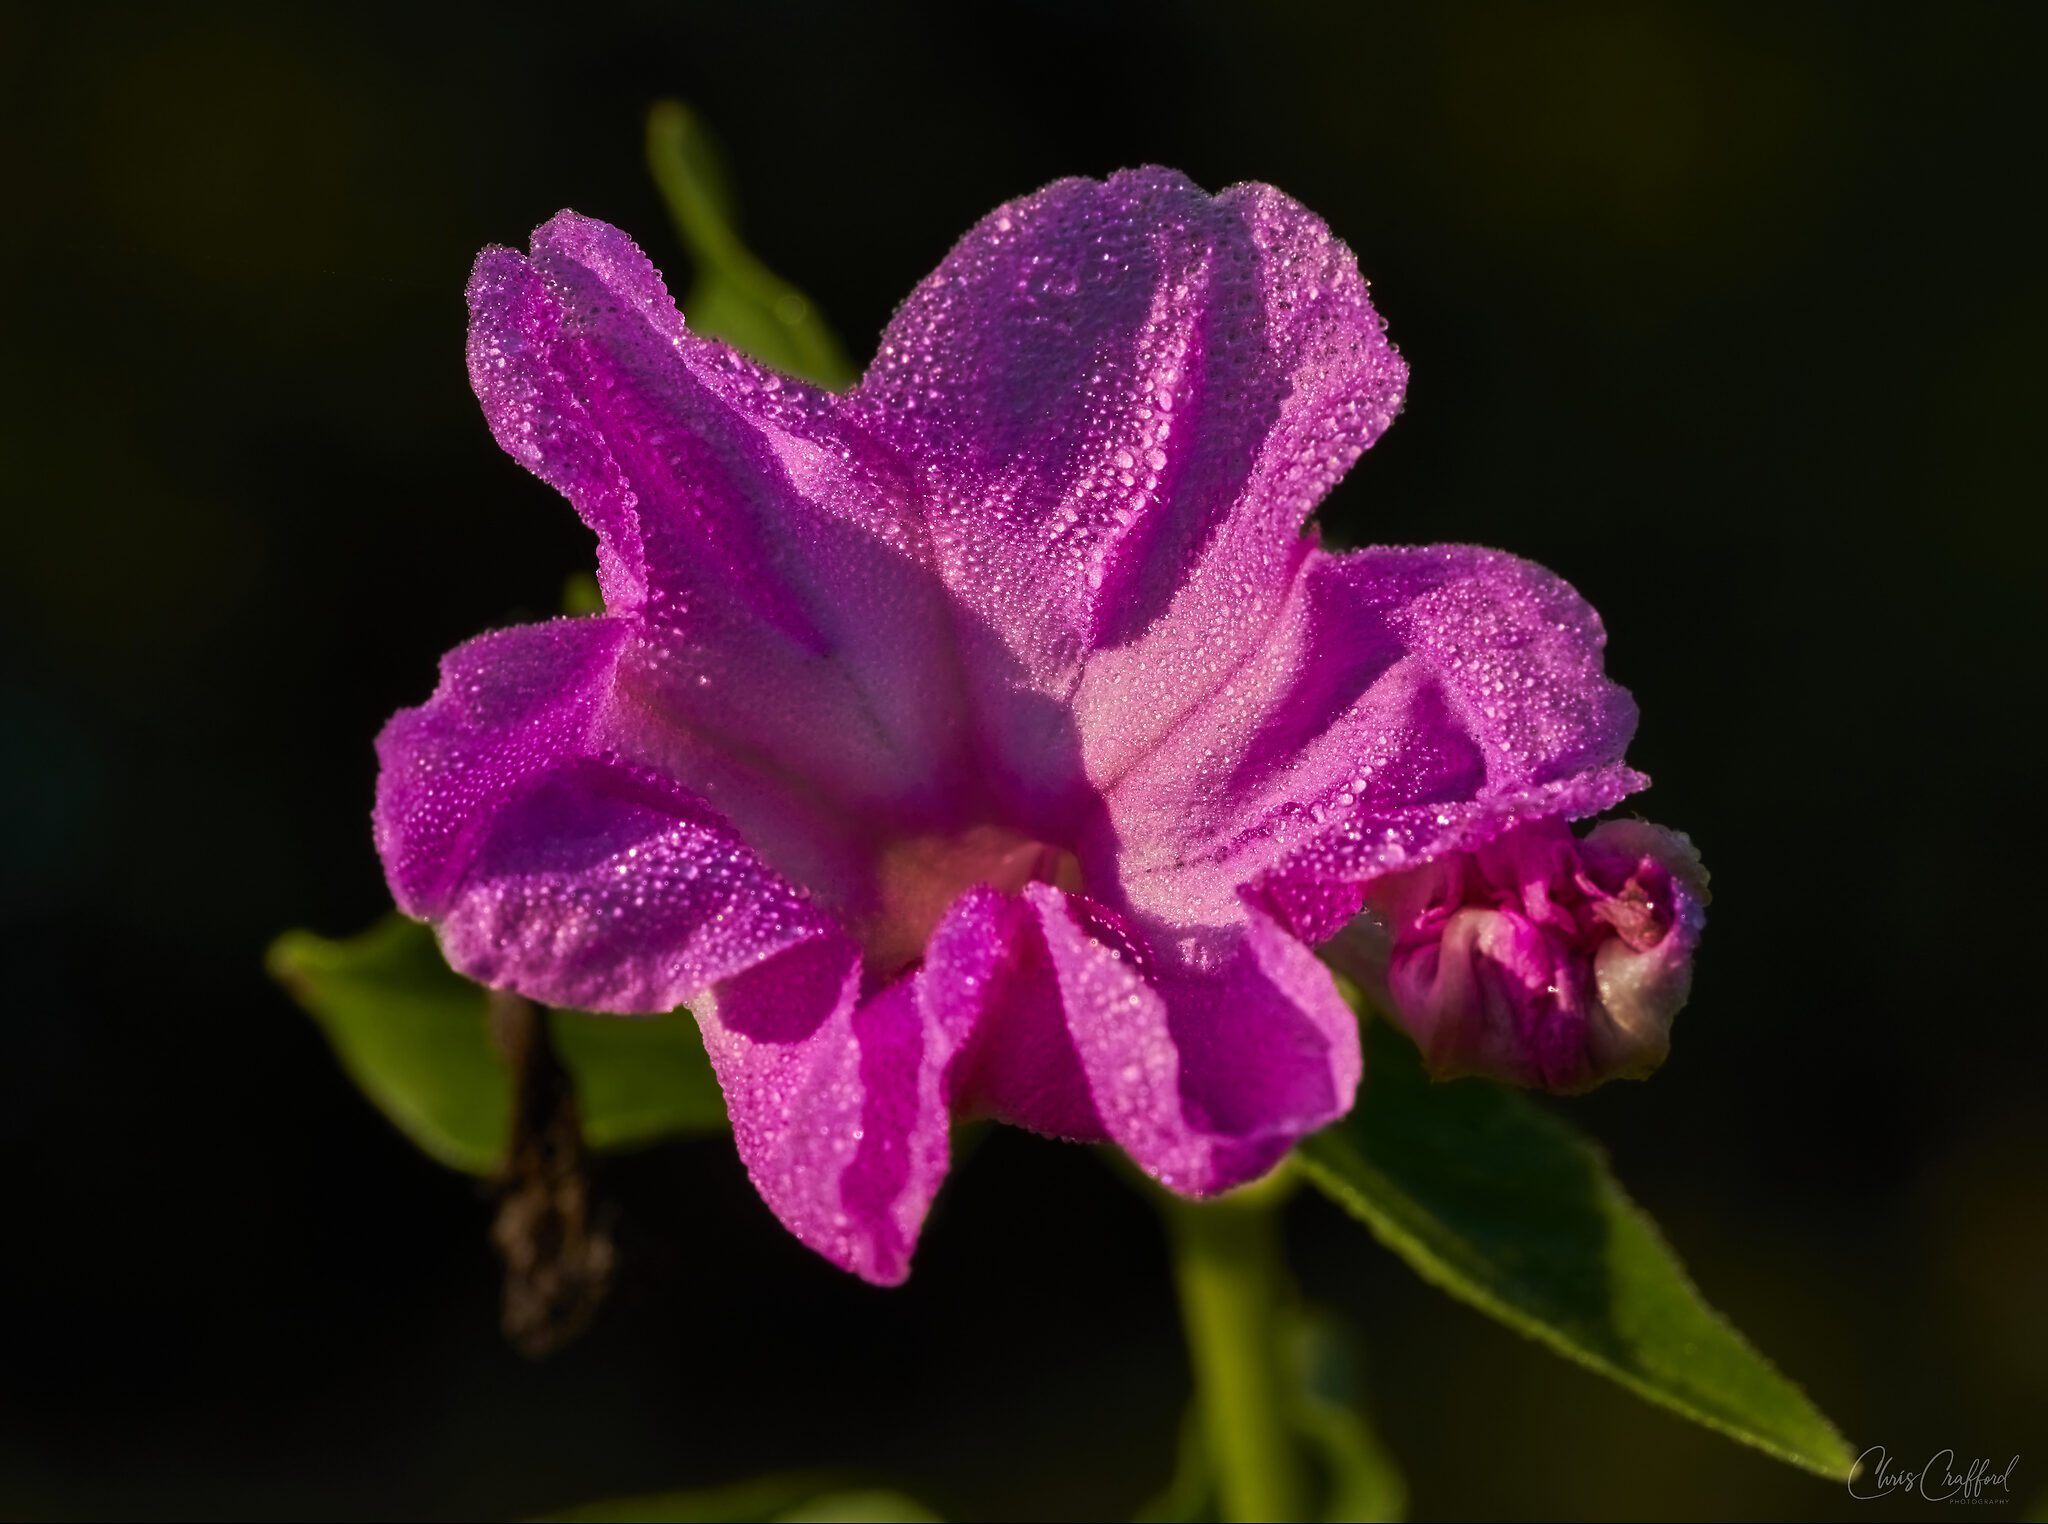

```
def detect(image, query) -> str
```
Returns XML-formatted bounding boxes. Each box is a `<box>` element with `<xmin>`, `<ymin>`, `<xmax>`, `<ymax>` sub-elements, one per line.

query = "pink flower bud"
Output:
<box><xmin>1330</xmin><ymin>817</ymin><xmax>1709</xmax><ymax>1092</ymax></box>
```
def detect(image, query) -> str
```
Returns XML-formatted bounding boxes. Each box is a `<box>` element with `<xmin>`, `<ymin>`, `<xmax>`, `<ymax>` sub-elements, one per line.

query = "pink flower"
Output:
<box><xmin>1330</xmin><ymin>818</ymin><xmax>1709</xmax><ymax>1091</ymax></box>
<box><xmin>375</xmin><ymin>171</ymin><xmax>1670</xmax><ymax>1282</ymax></box>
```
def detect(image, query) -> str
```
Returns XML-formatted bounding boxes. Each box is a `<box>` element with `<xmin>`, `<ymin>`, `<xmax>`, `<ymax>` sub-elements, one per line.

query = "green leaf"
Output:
<box><xmin>552</xmin><ymin>1003</ymin><xmax>725</xmax><ymax>1151</ymax></box>
<box><xmin>268</xmin><ymin>916</ymin><xmax>509</xmax><ymax>1172</ymax></box>
<box><xmin>541</xmin><ymin>1476</ymin><xmax>938</xmax><ymax>1523</ymax></box>
<box><xmin>268</xmin><ymin>916</ymin><xmax>728</xmax><ymax>1173</ymax></box>
<box><xmin>1297</xmin><ymin>1017</ymin><xmax>1854</xmax><ymax>1480</ymax></box>
<box><xmin>645</xmin><ymin>99</ymin><xmax>857</xmax><ymax>389</ymax></box>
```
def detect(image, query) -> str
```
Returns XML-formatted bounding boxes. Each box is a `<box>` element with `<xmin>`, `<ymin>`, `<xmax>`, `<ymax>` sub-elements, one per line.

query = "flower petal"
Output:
<box><xmin>699</xmin><ymin>938</ymin><xmax>911</xmax><ymax>1284</ymax></box>
<box><xmin>373</xmin><ymin>616</ymin><xmax>848</xmax><ymax>1013</ymax></box>
<box><xmin>375</xmin><ymin>615</ymin><xmax>630</xmax><ymax>921</ymax></box>
<box><xmin>377</xmin><ymin>615</ymin><xmax>966</xmax><ymax>1282</ymax></box>
<box><xmin>942</xmin><ymin>883</ymin><xmax>1359</xmax><ymax>1196</ymax></box>
<box><xmin>469</xmin><ymin>212</ymin><xmax>976</xmax><ymax>900</ymax></box>
<box><xmin>939</xmin><ymin>886</ymin><xmax>1108</xmax><ymax>1142</ymax></box>
<box><xmin>467</xmin><ymin>250</ymin><xmax>648</xmax><ymax>609</ymax></box>
<box><xmin>1092</xmin><ymin>544</ymin><xmax>1645</xmax><ymax>945</ymax></box>
<box><xmin>703</xmin><ymin>886</ymin><xmax>1033</xmax><ymax>1285</ymax></box>
<box><xmin>854</xmin><ymin>169</ymin><xmax>1406</xmax><ymax>810</ymax></box>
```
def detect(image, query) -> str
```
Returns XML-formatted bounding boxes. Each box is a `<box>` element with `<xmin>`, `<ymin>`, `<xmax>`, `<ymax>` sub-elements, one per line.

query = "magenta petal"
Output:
<box><xmin>1099</xmin><ymin>544</ymin><xmax>1645</xmax><ymax>945</ymax></box>
<box><xmin>430</xmin><ymin>756</ymin><xmax>845</xmax><ymax>1013</ymax></box>
<box><xmin>935</xmin><ymin>885</ymin><xmax>1357</xmax><ymax>1188</ymax></box>
<box><xmin>375</xmin><ymin>616</ymin><xmax>630</xmax><ymax>921</ymax></box>
<box><xmin>939</xmin><ymin>886</ymin><xmax>1109</xmax><ymax>1142</ymax></box>
<box><xmin>700</xmin><ymin>939</ymin><xmax>911</xmax><ymax>1284</ymax></box>
<box><xmin>1156</xmin><ymin>902</ymin><xmax>1364</xmax><ymax>1189</ymax></box>
<box><xmin>1018</xmin><ymin>884</ymin><xmax>1359</xmax><ymax>1195</ymax></box>
<box><xmin>467</xmin><ymin>251</ymin><xmax>647</xmax><ymax>609</ymax></box>
<box><xmin>854</xmin><ymin>169</ymin><xmax>1407</xmax><ymax>805</ymax></box>
<box><xmin>471</xmin><ymin>213</ymin><xmax>973</xmax><ymax>887</ymax></box>
<box><xmin>374</xmin><ymin>616</ymin><xmax>847</xmax><ymax>1013</ymax></box>
<box><xmin>703</xmin><ymin>891</ymin><xmax>1019</xmax><ymax>1285</ymax></box>
<box><xmin>379</xmin><ymin>617</ymin><xmax>958</xmax><ymax>1281</ymax></box>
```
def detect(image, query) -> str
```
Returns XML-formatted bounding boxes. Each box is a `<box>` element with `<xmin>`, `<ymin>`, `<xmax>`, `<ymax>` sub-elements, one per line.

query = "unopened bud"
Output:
<box><xmin>1329</xmin><ymin>817</ymin><xmax>1709</xmax><ymax>1092</ymax></box>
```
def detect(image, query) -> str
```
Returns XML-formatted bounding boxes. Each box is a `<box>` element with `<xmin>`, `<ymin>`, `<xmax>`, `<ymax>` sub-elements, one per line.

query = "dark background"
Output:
<box><xmin>5</xmin><ymin>2</ymin><xmax>2043</xmax><ymax>1518</ymax></box>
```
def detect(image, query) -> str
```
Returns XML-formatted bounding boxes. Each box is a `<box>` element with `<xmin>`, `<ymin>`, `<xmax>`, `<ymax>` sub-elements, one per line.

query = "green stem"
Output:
<box><xmin>1162</xmin><ymin>1183</ymin><xmax>1307</xmax><ymax>1523</ymax></box>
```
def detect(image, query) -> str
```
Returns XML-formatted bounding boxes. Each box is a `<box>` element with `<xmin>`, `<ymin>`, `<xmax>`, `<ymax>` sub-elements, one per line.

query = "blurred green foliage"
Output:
<box><xmin>267</xmin><ymin>916</ymin><xmax>513</xmax><ymax>1172</ymax></box>
<box><xmin>542</xmin><ymin>1475</ymin><xmax>939</xmax><ymax>1523</ymax></box>
<box><xmin>1139</xmin><ymin>1306</ymin><xmax>1407</xmax><ymax>1523</ymax></box>
<box><xmin>268</xmin><ymin>916</ymin><xmax>726</xmax><ymax>1174</ymax></box>
<box><xmin>646</xmin><ymin>99</ymin><xmax>857</xmax><ymax>389</ymax></box>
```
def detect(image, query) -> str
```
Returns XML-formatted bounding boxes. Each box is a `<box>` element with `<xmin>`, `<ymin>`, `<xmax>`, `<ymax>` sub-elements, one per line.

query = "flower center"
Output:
<box><xmin>859</xmin><ymin>825</ymin><xmax>1083</xmax><ymax>977</ymax></box>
